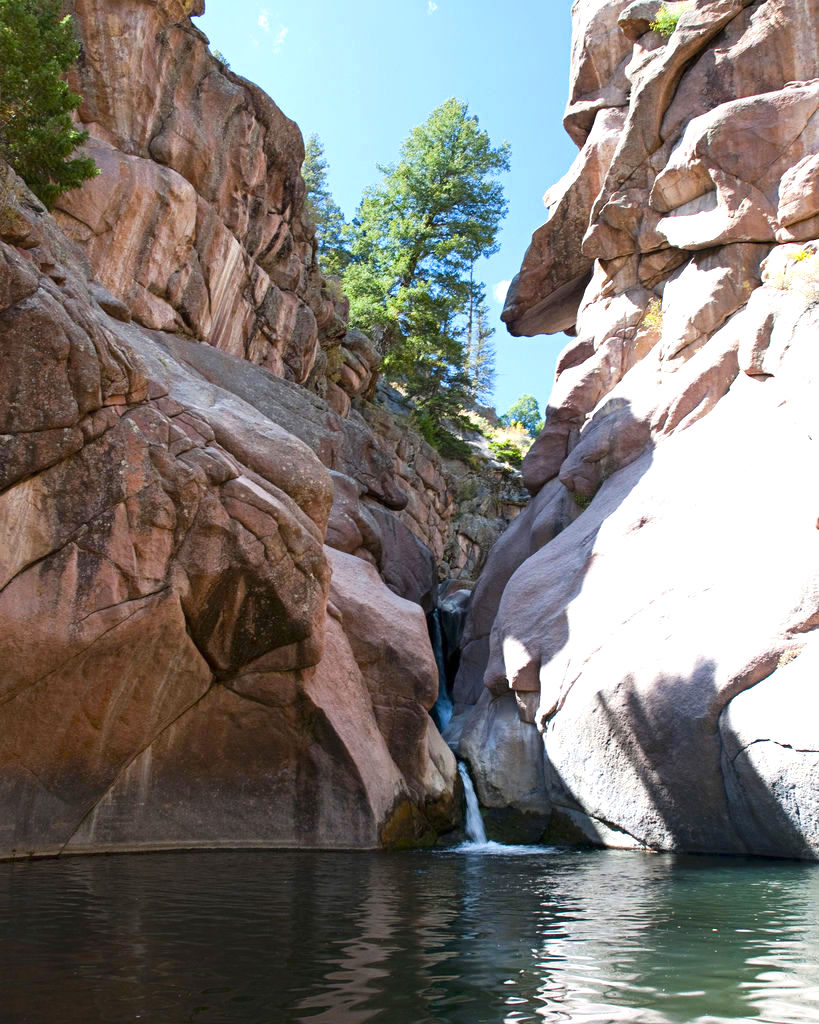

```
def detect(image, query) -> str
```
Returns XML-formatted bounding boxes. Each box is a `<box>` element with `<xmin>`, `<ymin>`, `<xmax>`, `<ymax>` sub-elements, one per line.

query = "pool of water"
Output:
<box><xmin>3</xmin><ymin>846</ymin><xmax>819</xmax><ymax>1023</ymax></box>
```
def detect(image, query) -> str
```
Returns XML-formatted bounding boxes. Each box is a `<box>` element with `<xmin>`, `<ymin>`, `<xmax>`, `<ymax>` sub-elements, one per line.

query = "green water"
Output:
<box><xmin>2</xmin><ymin>846</ymin><xmax>819</xmax><ymax>1023</ymax></box>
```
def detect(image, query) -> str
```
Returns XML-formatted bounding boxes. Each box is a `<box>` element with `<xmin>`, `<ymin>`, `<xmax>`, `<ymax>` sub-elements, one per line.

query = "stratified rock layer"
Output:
<box><xmin>462</xmin><ymin>0</ymin><xmax>819</xmax><ymax>858</ymax></box>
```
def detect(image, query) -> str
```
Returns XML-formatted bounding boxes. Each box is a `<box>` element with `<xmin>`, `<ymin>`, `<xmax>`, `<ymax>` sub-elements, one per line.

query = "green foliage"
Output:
<box><xmin>650</xmin><ymin>3</ymin><xmax>691</xmax><ymax>38</ymax></box>
<box><xmin>463</xmin><ymin>409</ymin><xmax>531</xmax><ymax>467</ymax></box>
<box><xmin>0</xmin><ymin>0</ymin><xmax>98</xmax><ymax>208</ymax></box>
<box><xmin>413</xmin><ymin>408</ymin><xmax>474</xmax><ymax>460</ymax></box>
<box><xmin>211</xmin><ymin>49</ymin><xmax>230</xmax><ymax>69</ymax></box>
<box><xmin>464</xmin><ymin>410</ymin><xmax>494</xmax><ymax>438</ymax></box>
<box><xmin>500</xmin><ymin>394</ymin><xmax>542</xmax><ymax>438</ymax></box>
<box><xmin>463</xmin><ymin>276</ymin><xmax>496</xmax><ymax>402</ymax></box>
<box><xmin>488</xmin><ymin>438</ymin><xmax>523</xmax><ymax>467</ymax></box>
<box><xmin>302</xmin><ymin>133</ymin><xmax>351</xmax><ymax>277</ymax></box>
<box><xmin>344</xmin><ymin>97</ymin><xmax>509</xmax><ymax>423</ymax></box>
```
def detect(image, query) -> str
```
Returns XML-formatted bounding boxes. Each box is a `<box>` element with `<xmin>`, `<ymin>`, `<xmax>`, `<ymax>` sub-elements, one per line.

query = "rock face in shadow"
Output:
<box><xmin>0</xmin><ymin>144</ymin><xmax>462</xmax><ymax>856</ymax></box>
<box><xmin>0</xmin><ymin>1</ymin><xmax>529</xmax><ymax>859</ymax></box>
<box><xmin>459</xmin><ymin>0</ymin><xmax>819</xmax><ymax>857</ymax></box>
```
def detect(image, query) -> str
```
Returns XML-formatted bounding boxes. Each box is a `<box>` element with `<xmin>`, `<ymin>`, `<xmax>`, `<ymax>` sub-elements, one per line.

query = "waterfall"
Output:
<box><xmin>429</xmin><ymin>609</ymin><xmax>453</xmax><ymax>731</ymax></box>
<box><xmin>427</xmin><ymin>588</ymin><xmax>471</xmax><ymax>735</ymax></box>
<box><xmin>458</xmin><ymin>761</ymin><xmax>487</xmax><ymax>845</ymax></box>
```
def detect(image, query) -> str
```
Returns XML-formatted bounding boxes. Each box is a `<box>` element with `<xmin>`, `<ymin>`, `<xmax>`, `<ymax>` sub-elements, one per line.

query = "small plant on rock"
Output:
<box><xmin>488</xmin><ymin>438</ymin><xmax>524</xmax><ymax>467</ymax></box>
<box><xmin>777</xmin><ymin>647</ymin><xmax>803</xmax><ymax>669</ymax></box>
<box><xmin>769</xmin><ymin>245</ymin><xmax>819</xmax><ymax>301</ymax></box>
<box><xmin>651</xmin><ymin>2</ymin><xmax>692</xmax><ymax>38</ymax></box>
<box><xmin>642</xmin><ymin>297</ymin><xmax>664</xmax><ymax>330</ymax></box>
<box><xmin>462</xmin><ymin>408</ymin><xmax>533</xmax><ymax>467</ymax></box>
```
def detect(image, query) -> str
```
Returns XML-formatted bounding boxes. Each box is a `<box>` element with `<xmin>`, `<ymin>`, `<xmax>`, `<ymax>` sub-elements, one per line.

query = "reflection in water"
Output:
<box><xmin>2</xmin><ymin>849</ymin><xmax>819</xmax><ymax>1023</ymax></box>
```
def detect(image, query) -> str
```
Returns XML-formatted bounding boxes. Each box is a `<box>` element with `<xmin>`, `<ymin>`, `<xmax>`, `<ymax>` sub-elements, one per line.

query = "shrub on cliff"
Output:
<box><xmin>0</xmin><ymin>0</ymin><xmax>97</xmax><ymax>208</ymax></box>
<box><xmin>463</xmin><ymin>409</ymin><xmax>533</xmax><ymax>468</ymax></box>
<box><xmin>650</xmin><ymin>3</ymin><xmax>691</xmax><ymax>38</ymax></box>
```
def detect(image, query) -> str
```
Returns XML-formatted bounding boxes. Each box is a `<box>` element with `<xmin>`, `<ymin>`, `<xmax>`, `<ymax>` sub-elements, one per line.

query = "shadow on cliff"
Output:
<box><xmin>545</xmin><ymin>638</ymin><xmax>813</xmax><ymax>859</ymax></box>
<box><xmin>456</xmin><ymin>402</ymin><xmax>655</xmax><ymax>820</ymax></box>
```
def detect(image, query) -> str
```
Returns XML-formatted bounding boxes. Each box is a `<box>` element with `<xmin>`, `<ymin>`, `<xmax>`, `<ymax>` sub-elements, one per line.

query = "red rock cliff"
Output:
<box><xmin>454</xmin><ymin>0</ymin><xmax>819</xmax><ymax>858</ymax></box>
<box><xmin>0</xmin><ymin>0</ymin><xmax>475</xmax><ymax>857</ymax></box>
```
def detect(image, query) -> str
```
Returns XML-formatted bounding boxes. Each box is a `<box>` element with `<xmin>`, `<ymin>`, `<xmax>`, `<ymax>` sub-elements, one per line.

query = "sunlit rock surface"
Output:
<box><xmin>463</xmin><ymin>0</ymin><xmax>819</xmax><ymax>857</ymax></box>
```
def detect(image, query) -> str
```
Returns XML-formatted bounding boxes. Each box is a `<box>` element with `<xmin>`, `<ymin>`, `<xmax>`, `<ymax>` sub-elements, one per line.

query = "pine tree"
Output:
<box><xmin>463</xmin><ymin>273</ymin><xmax>496</xmax><ymax>403</ymax></box>
<box><xmin>0</xmin><ymin>0</ymin><xmax>98</xmax><ymax>209</ymax></box>
<box><xmin>302</xmin><ymin>133</ymin><xmax>350</xmax><ymax>277</ymax></box>
<box><xmin>344</xmin><ymin>98</ymin><xmax>509</xmax><ymax>427</ymax></box>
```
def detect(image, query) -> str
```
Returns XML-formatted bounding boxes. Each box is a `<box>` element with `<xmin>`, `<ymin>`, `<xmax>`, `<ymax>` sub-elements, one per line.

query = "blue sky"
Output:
<box><xmin>195</xmin><ymin>0</ymin><xmax>576</xmax><ymax>416</ymax></box>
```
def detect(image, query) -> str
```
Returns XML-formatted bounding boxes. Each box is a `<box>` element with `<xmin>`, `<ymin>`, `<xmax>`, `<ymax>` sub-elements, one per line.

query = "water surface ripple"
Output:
<box><xmin>2</xmin><ymin>848</ymin><xmax>819</xmax><ymax>1023</ymax></box>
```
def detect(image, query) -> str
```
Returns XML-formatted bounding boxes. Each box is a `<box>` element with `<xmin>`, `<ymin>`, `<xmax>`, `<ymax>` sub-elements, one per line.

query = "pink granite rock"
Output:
<box><xmin>0</xmin><ymin>160</ymin><xmax>459</xmax><ymax>857</ymax></box>
<box><xmin>468</xmin><ymin>0</ymin><xmax>819</xmax><ymax>860</ymax></box>
<box><xmin>56</xmin><ymin>0</ymin><xmax>325</xmax><ymax>385</ymax></box>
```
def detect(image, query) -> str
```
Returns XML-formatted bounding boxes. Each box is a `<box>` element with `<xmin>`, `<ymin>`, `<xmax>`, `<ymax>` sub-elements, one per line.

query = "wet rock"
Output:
<box><xmin>454</xmin><ymin>691</ymin><xmax>551</xmax><ymax>843</ymax></box>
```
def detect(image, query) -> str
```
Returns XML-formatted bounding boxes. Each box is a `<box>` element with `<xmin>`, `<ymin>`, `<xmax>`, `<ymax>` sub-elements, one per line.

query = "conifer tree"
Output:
<box><xmin>344</xmin><ymin>98</ymin><xmax>509</xmax><ymax>427</ymax></box>
<box><xmin>0</xmin><ymin>0</ymin><xmax>98</xmax><ymax>209</ymax></box>
<box><xmin>302</xmin><ymin>133</ymin><xmax>350</xmax><ymax>277</ymax></box>
<box><xmin>463</xmin><ymin>275</ymin><xmax>496</xmax><ymax>403</ymax></box>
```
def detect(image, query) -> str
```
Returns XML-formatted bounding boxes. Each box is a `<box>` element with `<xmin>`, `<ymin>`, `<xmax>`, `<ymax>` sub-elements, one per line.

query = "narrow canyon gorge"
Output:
<box><xmin>1</xmin><ymin>0</ymin><xmax>818</xmax><ymax>863</ymax></box>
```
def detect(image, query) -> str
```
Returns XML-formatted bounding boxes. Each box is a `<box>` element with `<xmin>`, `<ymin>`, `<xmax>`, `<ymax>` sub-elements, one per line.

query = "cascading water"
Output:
<box><xmin>457</xmin><ymin>761</ymin><xmax>487</xmax><ymax>845</ymax></box>
<box><xmin>453</xmin><ymin>763</ymin><xmax>556</xmax><ymax>855</ymax></box>
<box><xmin>429</xmin><ymin>608</ymin><xmax>453</xmax><ymax>731</ymax></box>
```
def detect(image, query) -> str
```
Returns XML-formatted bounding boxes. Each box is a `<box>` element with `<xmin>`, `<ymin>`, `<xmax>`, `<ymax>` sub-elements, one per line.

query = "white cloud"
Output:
<box><xmin>493</xmin><ymin>279</ymin><xmax>511</xmax><ymax>304</ymax></box>
<box><xmin>428</xmin><ymin>1</ymin><xmax>438</xmax><ymax>12</ymax></box>
<box><xmin>272</xmin><ymin>24</ymin><xmax>288</xmax><ymax>53</ymax></box>
<box><xmin>258</xmin><ymin>8</ymin><xmax>270</xmax><ymax>31</ymax></box>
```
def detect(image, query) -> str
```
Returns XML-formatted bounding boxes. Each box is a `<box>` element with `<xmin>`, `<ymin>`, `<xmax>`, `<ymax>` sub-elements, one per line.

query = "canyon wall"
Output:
<box><xmin>54</xmin><ymin>0</ymin><xmax>520</xmax><ymax>585</ymax></box>
<box><xmin>454</xmin><ymin>0</ymin><xmax>819</xmax><ymax>857</ymax></box>
<box><xmin>0</xmin><ymin>0</ymin><xmax>530</xmax><ymax>856</ymax></box>
<box><xmin>0</xmin><ymin>158</ymin><xmax>464</xmax><ymax>856</ymax></box>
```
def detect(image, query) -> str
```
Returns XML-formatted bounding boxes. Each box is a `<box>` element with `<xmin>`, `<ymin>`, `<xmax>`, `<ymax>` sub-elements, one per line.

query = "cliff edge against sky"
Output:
<box><xmin>452</xmin><ymin>0</ymin><xmax>819</xmax><ymax>858</ymax></box>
